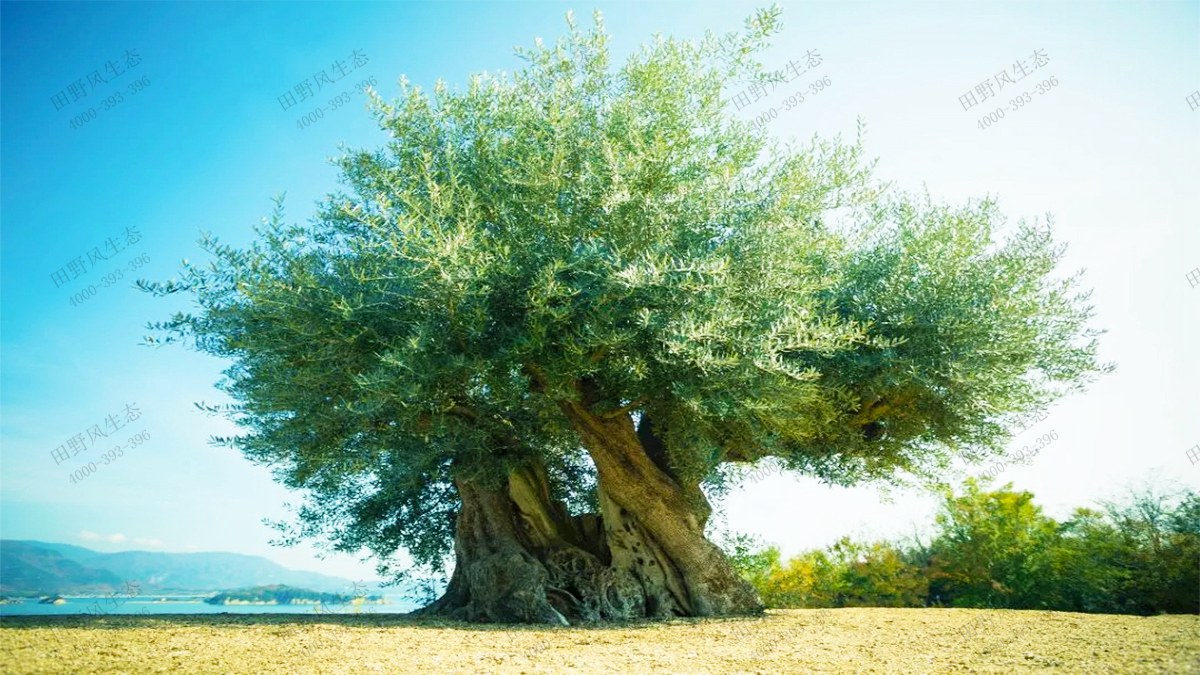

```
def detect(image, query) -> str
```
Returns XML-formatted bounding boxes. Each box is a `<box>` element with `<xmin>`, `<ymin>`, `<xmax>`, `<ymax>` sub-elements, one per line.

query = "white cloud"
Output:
<box><xmin>79</xmin><ymin>531</ymin><xmax>165</xmax><ymax>547</ymax></box>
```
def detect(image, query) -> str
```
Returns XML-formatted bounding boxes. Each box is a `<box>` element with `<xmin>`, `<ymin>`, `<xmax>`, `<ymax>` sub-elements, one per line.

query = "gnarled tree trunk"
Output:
<box><xmin>416</xmin><ymin>460</ymin><xmax>695</xmax><ymax>624</ymax></box>
<box><xmin>558</xmin><ymin>399</ymin><xmax>763</xmax><ymax>619</ymax></box>
<box><xmin>418</xmin><ymin>388</ymin><xmax>762</xmax><ymax>625</ymax></box>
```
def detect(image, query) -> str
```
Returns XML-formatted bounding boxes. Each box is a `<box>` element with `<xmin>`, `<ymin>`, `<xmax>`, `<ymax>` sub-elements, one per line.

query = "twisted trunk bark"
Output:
<box><xmin>418</xmin><ymin>383</ymin><xmax>761</xmax><ymax>624</ymax></box>
<box><xmin>558</xmin><ymin>399</ymin><xmax>763</xmax><ymax>618</ymax></box>
<box><xmin>413</xmin><ymin>468</ymin><xmax>571</xmax><ymax>625</ymax></box>
<box><xmin>416</xmin><ymin>460</ymin><xmax>695</xmax><ymax>624</ymax></box>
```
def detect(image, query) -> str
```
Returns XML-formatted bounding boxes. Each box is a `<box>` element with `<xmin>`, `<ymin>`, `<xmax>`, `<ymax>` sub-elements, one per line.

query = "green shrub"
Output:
<box><xmin>722</xmin><ymin>480</ymin><xmax>1199</xmax><ymax>615</ymax></box>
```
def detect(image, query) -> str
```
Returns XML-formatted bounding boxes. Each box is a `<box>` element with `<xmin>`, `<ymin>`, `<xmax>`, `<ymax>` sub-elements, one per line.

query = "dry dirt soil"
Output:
<box><xmin>1</xmin><ymin>607</ymin><xmax>1197</xmax><ymax>674</ymax></box>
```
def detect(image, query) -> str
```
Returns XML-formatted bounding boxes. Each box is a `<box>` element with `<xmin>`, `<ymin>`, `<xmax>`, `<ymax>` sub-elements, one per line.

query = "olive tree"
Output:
<box><xmin>141</xmin><ymin>6</ymin><xmax>1111</xmax><ymax>624</ymax></box>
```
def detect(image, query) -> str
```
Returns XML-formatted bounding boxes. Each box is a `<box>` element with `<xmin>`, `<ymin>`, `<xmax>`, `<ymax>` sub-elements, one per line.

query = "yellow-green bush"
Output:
<box><xmin>723</xmin><ymin>480</ymin><xmax>1199</xmax><ymax>615</ymax></box>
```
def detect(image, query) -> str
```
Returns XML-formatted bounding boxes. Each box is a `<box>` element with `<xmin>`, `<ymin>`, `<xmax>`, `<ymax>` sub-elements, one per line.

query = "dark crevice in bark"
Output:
<box><xmin>638</xmin><ymin>415</ymin><xmax>672</xmax><ymax>477</ymax></box>
<box><xmin>637</xmin><ymin>413</ymin><xmax>713</xmax><ymax>532</ymax></box>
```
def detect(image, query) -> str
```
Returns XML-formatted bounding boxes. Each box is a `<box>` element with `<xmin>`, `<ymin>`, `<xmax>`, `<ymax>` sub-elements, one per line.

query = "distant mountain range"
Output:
<box><xmin>0</xmin><ymin>540</ymin><xmax>384</xmax><ymax>597</ymax></box>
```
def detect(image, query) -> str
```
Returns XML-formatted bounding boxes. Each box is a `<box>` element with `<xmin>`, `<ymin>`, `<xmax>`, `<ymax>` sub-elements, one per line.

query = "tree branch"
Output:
<box><xmin>522</xmin><ymin>362</ymin><xmax>548</xmax><ymax>393</ymax></box>
<box><xmin>851</xmin><ymin>390</ymin><xmax>918</xmax><ymax>427</ymax></box>
<box><xmin>599</xmin><ymin>396</ymin><xmax>648</xmax><ymax>419</ymax></box>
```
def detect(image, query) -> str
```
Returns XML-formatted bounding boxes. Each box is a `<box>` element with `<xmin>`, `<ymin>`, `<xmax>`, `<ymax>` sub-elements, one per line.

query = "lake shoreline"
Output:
<box><xmin>0</xmin><ymin>594</ymin><xmax>419</xmax><ymax>617</ymax></box>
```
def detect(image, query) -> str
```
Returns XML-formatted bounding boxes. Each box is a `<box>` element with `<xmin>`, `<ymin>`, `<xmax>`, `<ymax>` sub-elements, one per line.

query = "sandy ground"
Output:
<box><xmin>1</xmin><ymin>608</ymin><xmax>1197</xmax><ymax>674</ymax></box>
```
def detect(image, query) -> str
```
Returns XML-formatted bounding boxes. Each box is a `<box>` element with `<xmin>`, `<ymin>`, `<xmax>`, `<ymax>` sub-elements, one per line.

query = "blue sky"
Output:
<box><xmin>2</xmin><ymin>1</ymin><xmax>1197</xmax><ymax>582</ymax></box>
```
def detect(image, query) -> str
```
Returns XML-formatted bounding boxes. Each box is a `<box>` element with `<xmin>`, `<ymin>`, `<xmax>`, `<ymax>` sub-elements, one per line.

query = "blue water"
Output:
<box><xmin>0</xmin><ymin>596</ymin><xmax>421</xmax><ymax>617</ymax></box>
